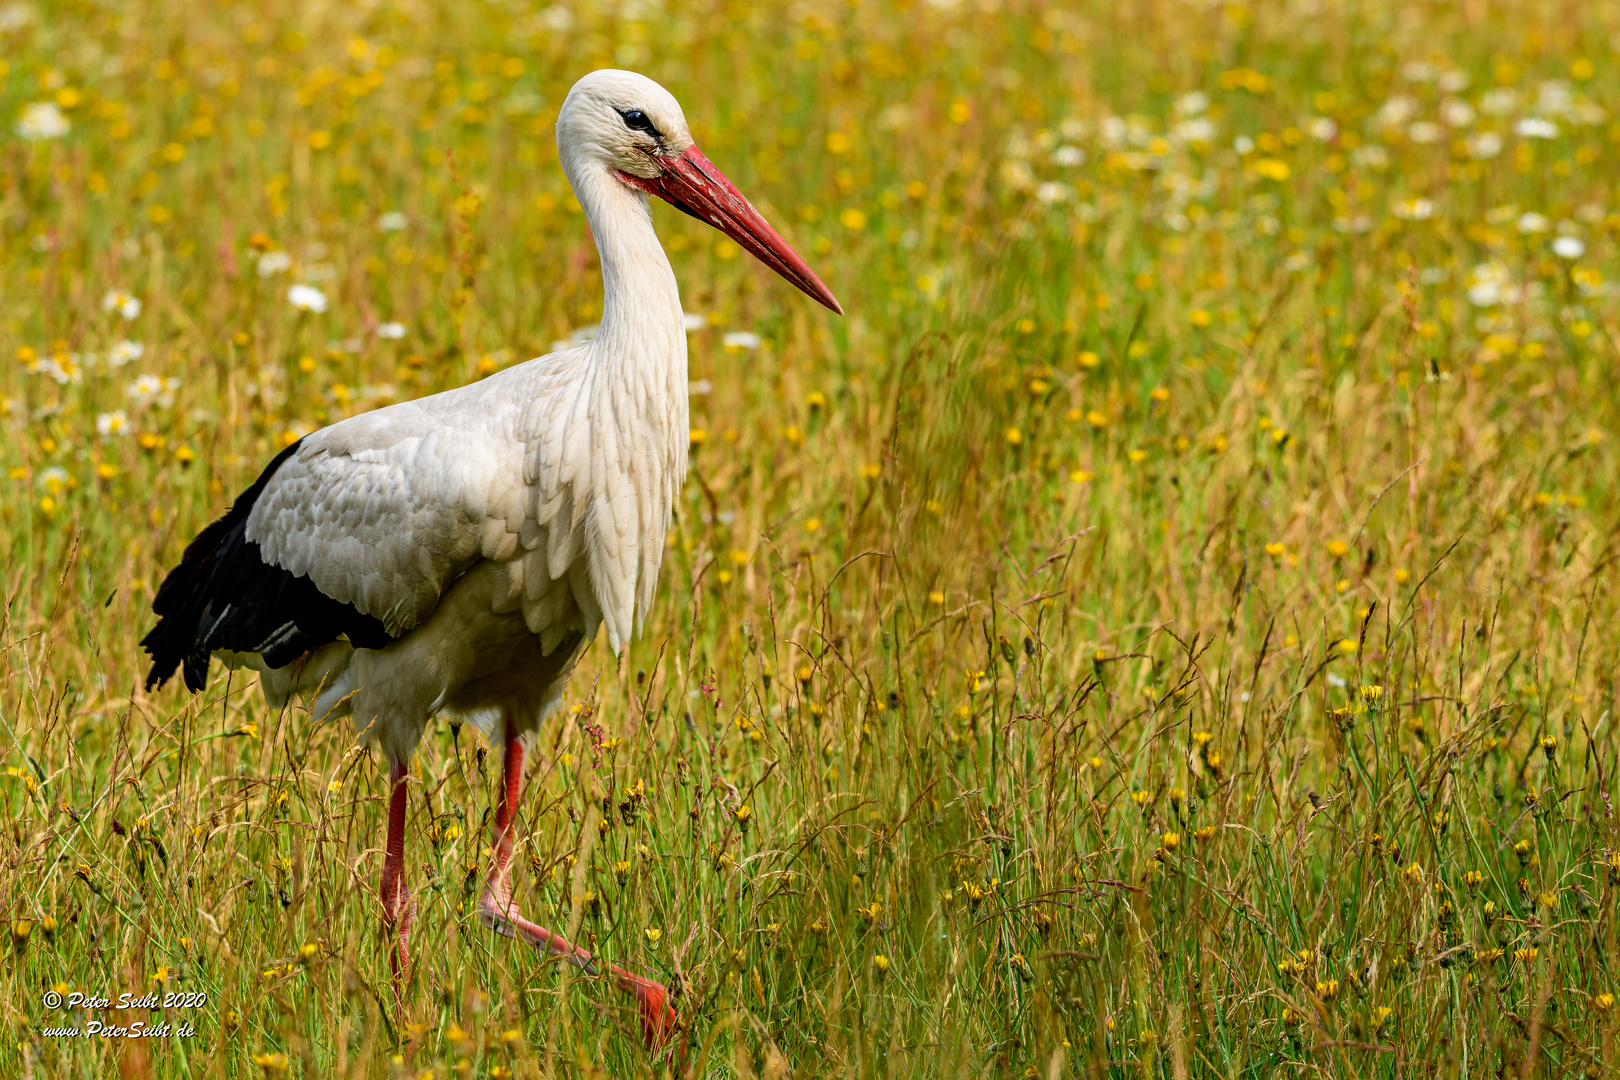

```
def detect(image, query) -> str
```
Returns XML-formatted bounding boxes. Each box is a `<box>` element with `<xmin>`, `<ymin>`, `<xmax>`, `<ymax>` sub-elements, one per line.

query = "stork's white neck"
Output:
<box><xmin>567</xmin><ymin>160</ymin><xmax>685</xmax><ymax>365</ymax></box>
<box><xmin>554</xmin><ymin>155</ymin><xmax>690</xmax><ymax>647</ymax></box>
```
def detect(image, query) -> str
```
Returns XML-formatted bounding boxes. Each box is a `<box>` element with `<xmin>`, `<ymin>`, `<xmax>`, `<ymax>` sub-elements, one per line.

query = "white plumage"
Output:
<box><xmin>233</xmin><ymin>326</ymin><xmax>686</xmax><ymax>761</ymax></box>
<box><xmin>144</xmin><ymin>69</ymin><xmax>841</xmax><ymax>1045</ymax></box>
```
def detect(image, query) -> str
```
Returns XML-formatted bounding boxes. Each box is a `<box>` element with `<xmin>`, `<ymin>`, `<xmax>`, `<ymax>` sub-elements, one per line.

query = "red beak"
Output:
<box><xmin>620</xmin><ymin>145</ymin><xmax>844</xmax><ymax>316</ymax></box>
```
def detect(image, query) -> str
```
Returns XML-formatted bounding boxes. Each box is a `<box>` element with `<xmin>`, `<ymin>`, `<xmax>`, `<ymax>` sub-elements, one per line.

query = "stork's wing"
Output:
<box><xmin>245</xmin><ymin>402</ymin><xmax>496</xmax><ymax>637</ymax></box>
<box><xmin>144</xmin><ymin>350</ymin><xmax>683</xmax><ymax>693</ymax></box>
<box><xmin>141</xmin><ymin>437</ymin><xmax>398</xmax><ymax>692</ymax></box>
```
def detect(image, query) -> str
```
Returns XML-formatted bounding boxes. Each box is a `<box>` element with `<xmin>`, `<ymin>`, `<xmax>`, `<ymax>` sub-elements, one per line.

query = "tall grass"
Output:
<box><xmin>5</xmin><ymin>0</ymin><xmax>1620</xmax><ymax>1076</ymax></box>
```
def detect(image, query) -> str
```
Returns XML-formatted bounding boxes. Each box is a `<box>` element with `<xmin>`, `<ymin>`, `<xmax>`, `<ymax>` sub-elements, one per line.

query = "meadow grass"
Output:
<box><xmin>5</xmin><ymin>0</ymin><xmax>1620</xmax><ymax>1076</ymax></box>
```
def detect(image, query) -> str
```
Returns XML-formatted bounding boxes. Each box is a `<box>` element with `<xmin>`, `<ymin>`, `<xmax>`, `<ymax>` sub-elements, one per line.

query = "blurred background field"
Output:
<box><xmin>7</xmin><ymin>0</ymin><xmax>1620</xmax><ymax>1076</ymax></box>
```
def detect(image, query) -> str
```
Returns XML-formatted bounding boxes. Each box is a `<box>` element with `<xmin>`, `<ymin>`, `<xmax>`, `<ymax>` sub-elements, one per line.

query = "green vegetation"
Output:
<box><xmin>5</xmin><ymin>0</ymin><xmax>1620</xmax><ymax>1076</ymax></box>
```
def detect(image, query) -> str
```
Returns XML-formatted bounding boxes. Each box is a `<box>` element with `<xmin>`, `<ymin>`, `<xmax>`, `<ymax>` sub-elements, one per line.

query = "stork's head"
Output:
<box><xmin>558</xmin><ymin>70</ymin><xmax>843</xmax><ymax>315</ymax></box>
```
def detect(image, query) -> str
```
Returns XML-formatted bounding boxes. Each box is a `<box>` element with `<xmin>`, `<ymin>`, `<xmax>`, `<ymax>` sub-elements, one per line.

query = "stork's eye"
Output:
<box><xmin>621</xmin><ymin>109</ymin><xmax>660</xmax><ymax>136</ymax></box>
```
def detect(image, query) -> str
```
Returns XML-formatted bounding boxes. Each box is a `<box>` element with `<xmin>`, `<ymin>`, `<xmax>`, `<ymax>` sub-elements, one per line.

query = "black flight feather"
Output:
<box><xmin>142</xmin><ymin>438</ymin><xmax>394</xmax><ymax>693</ymax></box>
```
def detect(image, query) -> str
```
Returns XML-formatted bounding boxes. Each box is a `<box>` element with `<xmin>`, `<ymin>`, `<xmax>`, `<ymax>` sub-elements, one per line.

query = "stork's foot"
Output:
<box><xmin>621</xmin><ymin>974</ymin><xmax>678</xmax><ymax>1053</ymax></box>
<box><xmin>478</xmin><ymin>883</ymin><xmax>571</xmax><ymax>955</ymax></box>
<box><xmin>481</xmin><ymin>715</ymin><xmax>678</xmax><ymax>1054</ymax></box>
<box><xmin>480</xmin><ymin>885</ymin><xmax>678</xmax><ymax>1053</ymax></box>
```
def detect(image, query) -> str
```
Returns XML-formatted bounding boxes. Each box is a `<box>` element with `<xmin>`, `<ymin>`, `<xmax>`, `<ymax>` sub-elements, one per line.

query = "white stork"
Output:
<box><xmin>141</xmin><ymin>69</ymin><xmax>841</xmax><ymax>1048</ymax></box>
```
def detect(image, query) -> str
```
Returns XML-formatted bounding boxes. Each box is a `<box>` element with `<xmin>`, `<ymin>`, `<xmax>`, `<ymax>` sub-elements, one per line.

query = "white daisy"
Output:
<box><xmin>1407</xmin><ymin>121</ymin><xmax>1441</xmax><ymax>144</ymax></box>
<box><xmin>127</xmin><ymin>374</ymin><xmax>165</xmax><ymax>405</ymax></box>
<box><xmin>102</xmin><ymin>291</ymin><xmax>142</xmax><ymax>319</ymax></box>
<box><xmin>1438</xmin><ymin>70</ymin><xmax>1471</xmax><ymax>93</ymax></box>
<box><xmin>1392</xmin><ymin>198</ymin><xmax>1436</xmax><ymax>221</ymax></box>
<box><xmin>1440</xmin><ymin>99</ymin><xmax>1476</xmax><ymax>127</ymax></box>
<box><xmin>287</xmin><ymin>284</ymin><xmax>329</xmax><ymax>313</ymax></box>
<box><xmin>1517</xmin><ymin>212</ymin><xmax>1550</xmax><ymax>234</ymax></box>
<box><xmin>38</xmin><ymin>357</ymin><xmax>80</xmax><ymax>385</ymax></box>
<box><xmin>1375</xmin><ymin>95</ymin><xmax>1418</xmax><ymax>127</ymax></box>
<box><xmin>1552</xmin><ymin>236</ymin><xmax>1586</xmax><ymax>260</ymax></box>
<box><xmin>16</xmin><ymin>101</ymin><xmax>69</xmax><ymax>140</ymax></box>
<box><xmin>108</xmin><ymin>340</ymin><xmax>144</xmax><ymax>366</ymax></box>
<box><xmin>1350</xmin><ymin>145</ymin><xmax>1390</xmax><ymax>170</ymax></box>
<box><xmin>1174</xmin><ymin>91</ymin><xmax>1209</xmax><ymax>116</ymax></box>
<box><xmin>1306</xmin><ymin>117</ymin><xmax>1338</xmax><ymax>141</ymax></box>
<box><xmin>1466</xmin><ymin>262</ymin><xmax>1511</xmax><ymax>306</ymax></box>
<box><xmin>256</xmin><ymin>251</ymin><xmax>292</xmax><ymax>277</ymax></box>
<box><xmin>1173</xmin><ymin>118</ymin><xmax>1214</xmax><ymax>143</ymax></box>
<box><xmin>1465</xmin><ymin>132</ymin><xmax>1502</xmax><ymax>159</ymax></box>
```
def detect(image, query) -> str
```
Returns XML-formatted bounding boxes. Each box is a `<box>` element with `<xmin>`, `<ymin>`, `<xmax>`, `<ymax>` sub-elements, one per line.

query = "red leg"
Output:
<box><xmin>379</xmin><ymin>756</ymin><xmax>415</xmax><ymax>1017</ymax></box>
<box><xmin>478</xmin><ymin>714</ymin><xmax>677</xmax><ymax>1051</ymax></box>
<box><xmin>486</xmin><ymin>720</ymin><xmax>524</xmax><ymax>905</ymax></box>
